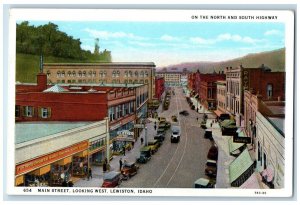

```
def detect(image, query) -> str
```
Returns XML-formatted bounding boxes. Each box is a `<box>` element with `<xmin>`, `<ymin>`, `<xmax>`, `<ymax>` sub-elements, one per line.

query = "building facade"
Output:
<box><xmin>225</xmin><ymin>64</ymin><xmax>285</xmax><ymax>126</ymax></box>
<box><xmin>156</xmin><ymin>71</ymin><xmax>182</xmax><ymax>87</ymax></box>
<box><xmin>216</xmin><ymin>80</ymin><xmax>227</xmax><ymax>115</ymax></box>
<box><xmin>43</xmin><ymin>62</ymin><xmax>156</xmax><ymax>100</ymax></box>
<box><xmin>155</xmin><ymin>76</ymin><xmax>165</xmax><ymax>100</ymax></box>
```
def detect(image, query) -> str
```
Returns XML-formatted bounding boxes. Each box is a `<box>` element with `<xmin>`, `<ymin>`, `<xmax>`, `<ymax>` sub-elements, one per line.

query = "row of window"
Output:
<box><xmin>136</xmin><ymin>92</ymin><xmax>148</xmax><ymax>108</ymax></box>
<box><xmin>226</xmin><ymin>81</ymin><xmax>240</xmax><ymax>96</ymax></box>
<box><xmin>217</xmin><ymin>88</ymin><xmax>226</xmax><ymax>96</ymax></box>
<box><xmin>50</xmin><ymin>70</ymin><xmax>149</xmax><ymax>78</ymax></box>
<box><xmin>108</xmin><ymin>101</ymin><xmax>135</xmax><ymax>122</ymax></box>
<box><xmin>226</xmin><ymin>97</ymin><xmax>240</xmax><ymax>114</ymax></box>
<box><xmin>15</xmin><ymin>106</ymin><xmax>51</xmax><ymax>118</ymax></box>
<box><xmin>55</xmin><ymin>79</ymin><xmax>149</xmax><ymax>84</ymax></box>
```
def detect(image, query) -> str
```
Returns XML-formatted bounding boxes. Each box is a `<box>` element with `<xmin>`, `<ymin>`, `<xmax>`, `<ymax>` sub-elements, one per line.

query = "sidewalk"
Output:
<box><xmin>74</xmin><ymin>121</ymin><xmax>156</xmax><ymax>187</ymax></box>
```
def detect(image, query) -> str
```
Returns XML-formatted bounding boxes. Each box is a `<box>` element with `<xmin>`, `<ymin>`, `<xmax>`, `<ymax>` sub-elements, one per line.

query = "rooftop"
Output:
<box><xmin>43</xmin><ymin>62</ymin><xmax>155</xmax><ymax>67</ymax></box>
<box><xmin>15</xmin><ymin>122</ymin><xmax>91</xmax><ymax>144</ymax></box>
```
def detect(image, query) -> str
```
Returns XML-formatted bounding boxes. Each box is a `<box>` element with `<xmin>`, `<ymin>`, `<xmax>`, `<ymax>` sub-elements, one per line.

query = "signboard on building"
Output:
<box><xmin>117</xmin><ymin>130</ymin><xmax>134</xmax><ymax>136</ymax></box>
<box><xmin>134</xmin><ymin>124</ymin><xmax>145</xmax><ymax>129</ymax></box>
<box><xmin>233</xmin><ymin>134</ymin><xmax>251</xmax><ymax>144</ymax></box>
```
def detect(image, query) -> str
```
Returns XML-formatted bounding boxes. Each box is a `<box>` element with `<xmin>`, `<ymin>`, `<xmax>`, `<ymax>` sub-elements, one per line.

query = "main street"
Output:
<box><xmin>120</xmin><ymin>87</ymin><xmax>213</xmax><ymax>188</ymax></box>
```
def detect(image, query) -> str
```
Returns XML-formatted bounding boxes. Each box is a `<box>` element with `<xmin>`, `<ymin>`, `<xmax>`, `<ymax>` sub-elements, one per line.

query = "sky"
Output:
<box><xmin>27</xmin><ymin>21</ymin><xmax>285</xmax><ymax>67</ymax></box>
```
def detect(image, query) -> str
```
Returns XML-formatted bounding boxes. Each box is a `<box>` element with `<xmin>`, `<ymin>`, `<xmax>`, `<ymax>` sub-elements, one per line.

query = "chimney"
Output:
<box><xmin>37</xmin><ymin>73</ymin><xmax>47</xmax><ymax>91</ymax></box>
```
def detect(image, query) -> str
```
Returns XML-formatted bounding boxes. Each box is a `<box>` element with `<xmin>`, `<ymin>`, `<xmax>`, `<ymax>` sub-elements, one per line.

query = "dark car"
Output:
<box><xmin>121</xmin><ymin>161</ymin><xmax>139</xmax><ymax>180</ymax></box>
<box><xmin>154</xmin><ymin>133</ymin><xmax>165</xmax><ymax>142</ymax></box>
<box><xmin>221</xmin><ymin>119</ymin><xmax>237</xmax><ymax>136</ymax></box>
<box><xmin>207</xmin><ymin>145</ymin><xmax>218</xmax><ymax>160</ymax></box>
<box><xmin>205</xmin><ymin>166</ymin><xmax>217</xmax><ymax>178</ymax></box>
<box><xmin>179</xmin><ymin>110</ymin><xmax>189</xmax><ymax>116</ymax></box>
<box><xmin>201</xmin><ymin>120</ymin><xmax>207</xmax><ymax>129</ymax></box>
<box><xmin>145</xmin><ymin>140</ymin><xmax>160</xmax><ymax>154</ymax></box>
<box><xmin>157</xmin><ymin>127</ymin><xmax>166</xmax><ymax>136</ymax></box>
<box><xmin>101</xmin><ymin>171</ymin><xmax>122</xmax><ymax>188</ymax></box>
<box><xmin>219</xmin><ymin>113</ymin><xmax>231</xmax><ymax>121</ymax></box>
<box><xmin>158</xmin><ymin>121</ymin><xmax>171</xmax><ymax>130</ymax></box>
<box><xmin>136</xmin><ymin>147</ymin><xmax>152</xmax><ymax>163</ymax></box>
<box><xmin>171</xmin><ymin>115</ymin><xmax>178</xmax><ymax>122</ymax></box>
<box><xmin>204</xmin><ymin>129</ymin><xmax>213</xmax><ymax>139</ymax></box>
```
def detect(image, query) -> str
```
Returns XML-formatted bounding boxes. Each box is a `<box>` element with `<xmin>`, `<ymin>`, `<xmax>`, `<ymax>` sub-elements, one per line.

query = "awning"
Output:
<box><xmin>228</xmin><ymin>137</ymin><xmax>245</xmax><ymax>154</ymax></box>
<box><xmin>194</xmin><ymin>94</ymin><xmax>199</xmax><ymax>98</ymax></box>
<box><xmin>214</xmin><ymin>110</ymin><xmax>223</xmax><ymax>117</ymax></box>
<box><xmin>229</xmin><ymin>148</ymin><xmax>254</xmax><ymax>184</ymax></box>
<box><xmin>240</xmin><ymin>172</ymin><xmax>261</xmax><ymax>189</ymax></box>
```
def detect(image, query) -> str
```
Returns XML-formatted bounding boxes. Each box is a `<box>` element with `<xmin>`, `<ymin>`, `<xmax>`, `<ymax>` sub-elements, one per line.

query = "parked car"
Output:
<box><xmin>171</xmin><ymin>115</ymin><xmax>178</xmax><ymax>122</ymax></box>
<box><xmin>171</xmin><ymin>125</ymin><xmax>181</xmax><ymax>143</ymax></box>
<box><xmin>204</xmin><ymin>129</ymin><xmax>212</xmax><ymax>139</ymax></box>
<box><xmin>157</xmin><ymin>127</ymin><xmax>166</xmax><ymax>136</ymax></box>
<box><xmin>194</xmin><ymin>178</ymin><xmax>215</xmax><ymax>188</ymax></box>
<box><xmin>121</xmin><ymin>161</ymin><xmax>139</xmax><ymax>180</ymax></box>
<box><xmin>205</xmin><ymin>166</ymin><xmax>217</xmax><ymax>178</ymax></box>
<box><xmin>158</xmin><ymin>117</ymin><xmax>166</xmax><ymax>123</ymax></box>
<box><xmin>136</xmin><ymin>147</ymin><xmax>152</xmax><ymax>163</ymax></box>
<box><xmin>145</xmin><ymin>140</ymin><xmax>160</xmax><ymax>154</ymax></box>
<box><xmin>201</xmin><ymin>120</ymin><xmax>207</xmax><ymax>129</ymax></box>
<box><xmin>101</xmin><ymin>171</ymin><xmax>122</xmax><ymax>188</ymax></box>
<box><xmin>219</xmin><ymin>113</ymin><xmax>231</xmax><ymax>121</ymax></box>
<box><xmin>154</xmin><ymin>133</ymin><xmax>165</xmax><ymax>142</ymax></box>
<box><xmin>158</xmin><ymin>121</ymin><xmax>171</xmax><ymax>130</ymax></box>
<box><xmin>206</xmin><ymin>159</ymin><xmax>217</xmax><ymax>167</ymax></box>
<box><xmin>207</xmin><ymin>145</ymin><xmax>218</xmax><ymax>160</ymax></box>
<box><xmin>191</xmin><ymin>105</ymin><xmax>195</xmax><ymax>110</ymax></box>
<box><xmin>179</xmin><ymin>110</ymin><xmax>189</xmax><ymax>116</ymax></box>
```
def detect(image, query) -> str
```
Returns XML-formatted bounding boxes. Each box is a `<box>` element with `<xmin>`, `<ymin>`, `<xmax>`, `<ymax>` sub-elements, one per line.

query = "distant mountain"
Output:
<box><xmin>157</xmin><ymin>48</ymin><xmax>285</xmax><ymax>73</ymax></box>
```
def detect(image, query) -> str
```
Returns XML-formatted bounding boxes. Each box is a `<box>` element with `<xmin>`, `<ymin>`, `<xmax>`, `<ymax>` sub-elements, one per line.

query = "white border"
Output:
<box><xmin>6</xmin><ymin>8</ymin><xmax>294</xmax><ymax>197</ymax></box>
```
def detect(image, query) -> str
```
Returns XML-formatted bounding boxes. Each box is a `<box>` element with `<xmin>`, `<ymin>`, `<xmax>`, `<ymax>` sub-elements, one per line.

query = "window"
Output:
<box><xmin>83</xmin><ymin>71</ymin><xmax>86</xmax><ymax>77</ymax></box>
<box><xmin>88</xmin><ymin>71</ymin><xmax>92</xmax><ymax>77</ymax></box>
<box><xmin>112</xmin><ymin>71</ymin><xmax>116</xmax><ymax>78</ymax></box>
<box><xmin>78</xmin><ymin>71</ymin><xmax>82</xmax><ymax>77</ymax></box>
<box><xmin>135</xmin><ymin>71</ymin><xmax>138</xmax><ymax>77</ymax></box>
<box><xmin>72</xmin><ymin>71</ymin><xmax>76</xmax><ymax>77</ymax></box>
<box><xmin>118</xmin><ymin>104</ymin><xmax>122</xmax><ymax>118</ymax></box>
<box><xmin>39</xmin><ymin>107</ymin><xmax>51</xmax><ymax>119</ymax></box>
<box><xmin>23</xmin><ymin>106</ymin><xmax>34</xmax><ymax>117</ymax></box>
<box><xmin>267</xmin><ymin>84</ymin><xmax>273</xmax><ymax>98</ymax></box>
<box><xmin>116</xmin><ymin>71</ymin><xmax>120</xmax><ymax>77</ymax></box>
<box><xmin>15</xmin><ymin>105</ymin><xmax>20</xmax><ymax>117</ymax></box>
<box><xmin>67</xmin><ymin>71</ymin><xmax>71</xmax><ymax>77</ymax></box>
<box><xmin>145</xmin><ymin>71</ymin><xmax>148</xmax><ymax>77</ymax></box>
<box><xmin>145</xmin><ymin>79</ymin><xmax>148</xmax><ymax>84</ymax></box>
<box><xmin>140</xmin><ymin>71</ymin><xmax>144</xmax><ymax>78</ymax></box>
<box><xmin>92</xmin><ymin>71</ymin><xmax>96</xmax><ymax>77</ymax></box>
<box><xmin>46</xmin><ymin>70</ymin><xmax>51</xmax><ymax>77</ymax></box>
<box><xmin>61</xmin><ymin>71</ymin><xmax>65</xmax><ymax>77</ymax></box>
<box><xmin>109</xmin><ymin>107</ymin><xmax>115</xmax><ymax>121</ymax></box>
<box><xmin>129</xmin><ymin>71</ymin><xmax>133</xmax><ymax>77</ymax></box>
<box><xmin>57</xmin><ymin>71</ymin><xmax>61</xmax><ymax>78</ymax></box>
<box><xmin>125</xmin><ymin>71</ymin><xmax>128</xmax><ymax>77</ymax></box>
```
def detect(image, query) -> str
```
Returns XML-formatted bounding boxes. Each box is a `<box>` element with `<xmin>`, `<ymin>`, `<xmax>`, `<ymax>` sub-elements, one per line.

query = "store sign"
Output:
<box><xmin>117</xmin><ymin>130</ymin><xmax>134</xmax><ymax>136</ymax></box>
<box><xmin>134</xmin><ymin>124</ymin><xmax>145</xmax><ymax>129</ymax></box>
<box><xmin>233</xmin><ymin>135</ymin><xmax>251</xmax><ymax>144</ymax></box>
<box><xmin>15</xmin><ymin>141</ymin><xmax>88</xmax><ymax>176</ymax></box>
<box><xmin>243</xmin><ymin>70</ymin><xmax>249</xmax><ymax>90</ymax></box>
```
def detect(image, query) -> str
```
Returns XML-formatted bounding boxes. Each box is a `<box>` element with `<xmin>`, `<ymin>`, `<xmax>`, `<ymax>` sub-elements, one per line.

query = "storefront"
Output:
<box><xmin>15</xmin><ymin>121</ymin><xmax>107</xmax><ymax>187</ymax></box>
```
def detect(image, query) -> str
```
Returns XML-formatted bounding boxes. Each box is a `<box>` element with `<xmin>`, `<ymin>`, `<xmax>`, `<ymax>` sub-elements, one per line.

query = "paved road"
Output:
<box><xmin>120</xmin><ymin>87</ymin><xmax>213</xmax><ymax>188</ymax></box>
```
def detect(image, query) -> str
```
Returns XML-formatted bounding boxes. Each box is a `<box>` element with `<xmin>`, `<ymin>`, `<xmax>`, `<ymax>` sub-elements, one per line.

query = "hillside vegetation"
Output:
<box><xmin>16</xmin><ymin>21</ymin><xmax>112</xmax><ymax>82</ymax></box>
<box><xmin>159</xmin><ymin>48</ymin><xmax>285</xmax><ymax>73</ymax></box>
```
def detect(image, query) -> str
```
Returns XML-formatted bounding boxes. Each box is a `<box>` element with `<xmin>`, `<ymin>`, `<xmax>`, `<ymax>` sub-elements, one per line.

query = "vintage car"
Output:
<box><xmin>207</xmin><ymin>145</ymin><xmax>218</xmax><ymax>160</ymax></box>
<box><xmin>158</xmin><ymin>117</ymin><xmax>166</xmax><ymax>123</ymax></box>
<box><xmin>121</xmin><ymin>161</ymin><xmax>139</xmax><ymax>180</ymax></box>
<box><xmin>154</xmin><ymin>133</ymin><xmax>165</xmax><ymax>142</ymax></box>
<box><xmin>101</xmin><ymin>171</ymin><xmax>122</xmax><ymax>188</ymax></box>
<box><xmin>136</xmin><ymin>147</ymin><xmax>152</xmax><ymax>164</ymax></box>
<box><xmin>158</xmin><ymin>121</ymin><xmax>171</xmax><ymax>130</ymax></box>
<box><xmin>171</xmin><ymin>115</ymin><xmax>178</xmax><ymax>122</ymax></box>
<box><xmin>145</xmin><ymin>140</ymin><xmax>160</xmax><ymax>154</ymax></box>
<box><xmin>204</xmin><ymin>129</ymin><xmax>213</xmax><ymax>139</ymax></box>
<box><xmin>171</xmin><ymin>125</ymin><xmax>181</xmax><ymax>143</ymax></box>
<box><xmin>201</xmin><ymin>120</ymin><xmax>207</xmax><ymax>129</ymax></box>
<box><xmin>179</xmin><ymin>110</ymin><xmax>189</xmax><ymax>116</ymax></box>
<box><xmin>157</xmin><ymin>127</ymin><xmax>166</xmax><ymax>136</ymax></box>
<box><xmin>205</xmin><ymin>166</ymin><xmax>217</xmax><ymax>178</ymax></box>
<box><xmin>194</xmin><ymin>178</ymin><xmax>215</xmax><ymax>188</ymax></box>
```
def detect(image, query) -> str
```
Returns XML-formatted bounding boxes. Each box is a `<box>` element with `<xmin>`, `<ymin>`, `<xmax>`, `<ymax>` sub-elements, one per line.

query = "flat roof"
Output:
<box><xmin>15</xmin><ymin>122</ymin><xmax>92</xmax><ymax>144</ymax></box>
<box><xmin>59</xmin><ymin>83</ymin><xmax>145</xmax><ymax>88</ymax></box>
<box><xmin>43</xmin><ymin>62</ymin><xmax>155</xmax><ymax>67</ymax></box>
<box><xmin>266</xmin><ymin>105</ymin><xmax>285</xmax><ymax>115</ymax></box>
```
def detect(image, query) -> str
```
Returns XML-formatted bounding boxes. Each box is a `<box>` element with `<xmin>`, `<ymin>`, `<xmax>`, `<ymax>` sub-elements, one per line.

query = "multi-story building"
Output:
<box><xmin>199</xmin><ymin>73</ymin><xmax>226</xmax><ymax>110</ymax></box>
<box><xmin>155</xmin><ymin>76</ymin><xmax>165</xmax><ymax>100</ymax></box>
<box><xmin>16</xmin><ymin>73</ymin><xmax>149</xmax><ymax>181</ymax></box>
<box><xmin>156</xmin><ymin>71</ymin><xmax>182</xmax><ymax>87</ymax></box>
<box><xmin>225</xmin><ymin>64</ymin><xmax>285</xmax><ymax>126</ymax></box>
<box><xmin>216</xmin><ymin>80</ymin><xmax>227</xmax><ymax>116</ymax></box>
<box><xmin>243</xmin><ymin>90</ymin><xmax>285</xmax><ymax>189</ymax></box>
<box><xmin>43</xmin><ymin>62</ymin><xmax>156</xmax><ymax>100</ymax></box>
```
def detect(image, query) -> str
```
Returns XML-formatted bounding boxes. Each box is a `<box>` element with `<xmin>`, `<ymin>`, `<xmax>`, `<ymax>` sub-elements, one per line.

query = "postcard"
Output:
<box><xmin>5</xmin><ymin>8</ymin><xmax>294</xmax><ymax>197</ymax></box>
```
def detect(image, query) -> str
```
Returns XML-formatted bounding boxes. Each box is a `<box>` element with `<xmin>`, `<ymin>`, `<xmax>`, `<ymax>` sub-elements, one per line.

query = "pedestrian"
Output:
<box><xmin>123</xmin><ymin>146</ymin><xmax>126</xmax><ymax>156</ymax></box>
<box><xmin>119</xmin><ymin>158</ymin><xmax>123</xmax><ymax>171</ymax></box>
<box><xmin>88</xmin><ymin>167</ymin><xmax>92</xmax><ymax>180</ymax></box>
<box><xmin>62</xmin><ymin>180</ymin><xmax>68</xmax><ymax>187</ymax></box>
<box><xmin>210</xmin><ymin>122</ymin><xmax>213</xmax><ymax>127</ymax></box>
<box><xmin>132</xmin><ymin>141</ymin><xmax>135</xmax><ymax>147</ymax></box>
<box><xmin>141</xmin><ymin>137</ymin><xmax>144</xmax><ymax>145</ymax></box>
<box><xmin>103</xmin><ymin>162</ymin><xmax>107</xmax><ymax>173</ymax></box>
<box><xmin>196</xmin><ymin>117</ymin><xmax>198</xmax><ymax>121</ymax></box>
<box><xmin>154</xmin><ymin>124</ymin><xmax>157</xmax><ymax>130</ymax></box>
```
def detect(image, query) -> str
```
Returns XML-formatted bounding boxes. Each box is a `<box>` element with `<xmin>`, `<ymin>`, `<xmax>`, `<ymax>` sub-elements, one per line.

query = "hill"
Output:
<box><xmin>158</xmin><ymin>48</ymin><xmax>285</xmax><ymax>73</ymax></box>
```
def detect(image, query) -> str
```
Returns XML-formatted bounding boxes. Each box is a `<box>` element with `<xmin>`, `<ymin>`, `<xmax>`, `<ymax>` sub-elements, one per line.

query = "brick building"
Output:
<box><xmin>155</xmin><ymin>71</ymin><xmax>182</xmax><ymax>86</ymax></box>
<box><xmin>225</xmin><ymin>64</ymin><xmax>285</xmax><ymax>126</ymax></box>
<box><xmin>155</xmin><ymin>76</ymin><xmax>165</xmax><ymax>100</ymax></box>
<box><xmin>216</xmin><ymin>80</ymin><xmax>227</xmax><ymax>116</ymax></box>
<box><xmin>199</xmin><ymin>73</ymin><xmax>226</xmax><ymax>110</ymax></box>
<box><xmin>43</xmin><ymin>62</ymin><xmax>156</xmax><ymax>100</ymax></box>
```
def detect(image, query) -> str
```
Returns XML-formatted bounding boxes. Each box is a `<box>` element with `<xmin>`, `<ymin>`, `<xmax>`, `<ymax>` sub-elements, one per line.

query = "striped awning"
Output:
<box><xmin>228</xmin><ymin>136</ymin><xmax>245</xmax><ymax>154</ymax></box>
<box><xmin>229</xmin><ymin>148</ymin><xmax>254</xmax><ymax>184</ymax></box>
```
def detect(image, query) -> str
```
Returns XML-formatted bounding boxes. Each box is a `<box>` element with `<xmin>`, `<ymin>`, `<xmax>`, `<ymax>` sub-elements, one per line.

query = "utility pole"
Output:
<box><xmin>144</xmin><ymin>126</ymin><xmax>148</xmax><ymax>146</ymax></box>
<box><xmin>105</xmin><ymin>117</ymin><xmax>110</xmax><ymax>168</ymax></box>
